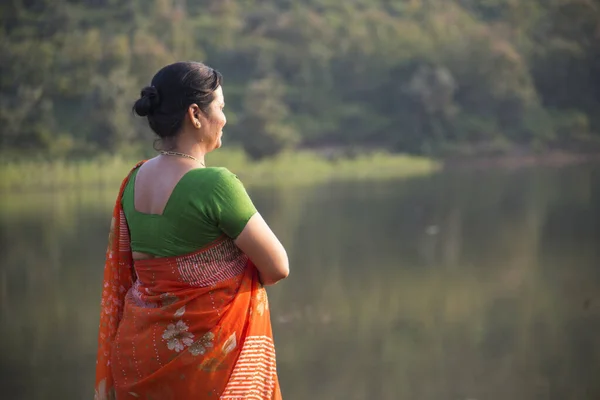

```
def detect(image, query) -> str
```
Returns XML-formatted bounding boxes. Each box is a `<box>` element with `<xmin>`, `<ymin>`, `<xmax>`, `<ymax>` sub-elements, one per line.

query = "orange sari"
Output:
<box><xmin>95</xmin><ymin>163</ymin><xmax>282</xmax><ymax>399</ymax></box>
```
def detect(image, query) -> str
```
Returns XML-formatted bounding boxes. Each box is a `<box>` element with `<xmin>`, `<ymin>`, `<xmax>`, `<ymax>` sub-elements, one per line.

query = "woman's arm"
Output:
<box><xmin>235</xmin><ymin>213</ymin><xmax>289</xmax><ymax>286</ymax></box>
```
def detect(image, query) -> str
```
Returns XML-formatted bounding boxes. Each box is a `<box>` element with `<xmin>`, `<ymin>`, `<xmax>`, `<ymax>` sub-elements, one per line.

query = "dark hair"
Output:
<box><xmin>133</xmin><ymin>61</ymin><xmax>223</xmax><ymax>139</ymax></box>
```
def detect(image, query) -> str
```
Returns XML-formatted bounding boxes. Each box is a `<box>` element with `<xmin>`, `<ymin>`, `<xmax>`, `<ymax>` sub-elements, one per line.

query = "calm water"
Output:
<box><xmin>1</xmin><ymin>164</ymin><xmax>599</xmax><ymax>399</ymax></box>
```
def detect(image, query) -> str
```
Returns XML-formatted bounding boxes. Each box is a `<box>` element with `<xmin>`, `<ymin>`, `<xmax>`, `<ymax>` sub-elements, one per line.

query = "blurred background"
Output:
<box><xmin>1</xmin><ymin>0</ymin><xmax>600</xmax><ymax>399</ymax></box>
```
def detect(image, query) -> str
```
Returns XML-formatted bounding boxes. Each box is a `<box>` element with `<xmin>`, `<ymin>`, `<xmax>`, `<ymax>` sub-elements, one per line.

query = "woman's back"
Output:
<box><xmin>121</xmin><ymin>159</ymin><xmax>257</xmax><ymax>258</ymax></box>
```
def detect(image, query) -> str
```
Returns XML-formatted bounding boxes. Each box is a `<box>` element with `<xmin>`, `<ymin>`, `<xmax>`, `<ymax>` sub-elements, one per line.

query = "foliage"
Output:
<box><xmin>1</xmin><ymin>0</ymin><xmax>598</xmax><ymax>158</ymax></box>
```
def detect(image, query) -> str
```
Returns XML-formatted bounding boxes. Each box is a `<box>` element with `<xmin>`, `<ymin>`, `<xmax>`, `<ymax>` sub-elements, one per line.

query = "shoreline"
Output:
<box><xmin>2</xmin><ymin>149</ymin><xmax>599</xmax><ymax>194</ymax></box>
<box><xmin>443</xmin><ymin>150</ymin><xmax>600</xmax><ymax>170</ymax></box>
<box><xmin>0</xmin><ymin>150</ymin><xmax>439</xmax><ymax>194</ymax></box>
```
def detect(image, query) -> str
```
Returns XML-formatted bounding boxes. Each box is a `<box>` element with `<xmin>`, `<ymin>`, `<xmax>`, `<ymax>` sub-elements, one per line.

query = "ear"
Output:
<box><xmin>187</xmin><ymin>104</ymin><xmax>202</xmax><ymax>129</ymax></box>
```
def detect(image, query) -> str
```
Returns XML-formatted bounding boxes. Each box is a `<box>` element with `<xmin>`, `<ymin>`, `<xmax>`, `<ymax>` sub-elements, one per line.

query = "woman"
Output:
<box><xmin>95</xmin><ymin>61</ymin><xmax>289</xmax><ymax>400</ymax></box>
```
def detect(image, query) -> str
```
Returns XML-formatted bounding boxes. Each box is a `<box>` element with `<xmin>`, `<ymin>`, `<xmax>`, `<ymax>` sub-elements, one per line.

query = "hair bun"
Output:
<box><xmin>133</xmin><ymin>86</ymin><xmax>161</xmax><ymax>117</ymax></box>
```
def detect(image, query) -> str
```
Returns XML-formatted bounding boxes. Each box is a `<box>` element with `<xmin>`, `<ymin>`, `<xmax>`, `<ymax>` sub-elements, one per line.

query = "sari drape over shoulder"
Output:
<box><xmin>95</xmin><ymin>163</ymin><xmax>282</xmax><ymax>399</ymax></box>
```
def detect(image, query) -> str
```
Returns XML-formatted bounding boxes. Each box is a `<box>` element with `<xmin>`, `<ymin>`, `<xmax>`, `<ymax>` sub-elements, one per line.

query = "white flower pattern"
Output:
<box><xmin>174</xmin><ymin>305</ymin><xmax>186</xmax><ymax>318</ymax></box>
<box><xmin>160</xmin><ymin>292</ymin><xmax>179</xmax><ymax>307</ymax></box>
<box><xmin>255</xmin><ymin>288</ymin><xmax>269</xmax><ymax>316</ymax></box>
<box><xmin>189</xmin><ymin>332</ymin><xmax>215</xmax><ymax>356</ymax></box>
<box><xmin>162</xmin><ymin>320</ymin><xmax>194</xmax><ymax>352</ymax></box>
<box><xmin>222</xmin><ymin>332</ymin><xmax>237</xmax><ymax>355</ymax></box>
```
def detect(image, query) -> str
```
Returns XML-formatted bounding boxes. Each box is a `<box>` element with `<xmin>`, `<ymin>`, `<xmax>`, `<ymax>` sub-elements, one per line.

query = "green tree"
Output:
<box><xmin>238</xmin><ymin>77</ymin><xmax>299</xmax><ymax>160</ymax></box>
<box><xmin>0</xmin><ymin>0</ymin><xmax>598</xmax><ymax>159</ymax></box>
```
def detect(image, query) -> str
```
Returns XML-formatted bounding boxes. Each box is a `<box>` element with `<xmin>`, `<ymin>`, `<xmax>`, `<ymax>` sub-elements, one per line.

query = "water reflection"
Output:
<box><xmin>1</xmin><ymin>165</ymin><xmax>599</xmax><ymax>399</ymax></box>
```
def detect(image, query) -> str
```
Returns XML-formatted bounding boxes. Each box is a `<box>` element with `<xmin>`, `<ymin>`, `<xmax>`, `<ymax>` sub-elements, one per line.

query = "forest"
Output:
<box><xmin>1</xmin><ymin>0</ymin><xmax>599</xmax><ymax>160</ymax></box>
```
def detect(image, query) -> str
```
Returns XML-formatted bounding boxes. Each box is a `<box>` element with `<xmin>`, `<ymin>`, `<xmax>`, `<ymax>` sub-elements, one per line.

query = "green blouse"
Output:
<box><xmin>121</xmin><ymin>167</ymin><xmax>257</xmax><ymax>257</ymax></box>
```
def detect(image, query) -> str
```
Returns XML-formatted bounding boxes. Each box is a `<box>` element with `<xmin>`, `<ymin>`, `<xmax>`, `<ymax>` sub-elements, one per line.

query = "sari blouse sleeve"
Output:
<box><xmin>203</xmin><ymin>168</ymin><xmax>257</xmax><ymax>239</ymax></box>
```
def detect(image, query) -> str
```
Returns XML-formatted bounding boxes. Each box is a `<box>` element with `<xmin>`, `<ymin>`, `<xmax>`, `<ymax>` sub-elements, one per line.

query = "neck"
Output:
<box><xmin>162</xmin><ymin>137</ymin><xmax>207</xmax><ymax>165</ymax></box>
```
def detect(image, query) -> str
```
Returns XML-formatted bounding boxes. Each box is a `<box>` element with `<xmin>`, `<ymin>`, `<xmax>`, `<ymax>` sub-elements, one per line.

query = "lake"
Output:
<box><xmin>1</xmin><ymin>164</ymin><xmax>599</xmax><ymax>399</ymax></box>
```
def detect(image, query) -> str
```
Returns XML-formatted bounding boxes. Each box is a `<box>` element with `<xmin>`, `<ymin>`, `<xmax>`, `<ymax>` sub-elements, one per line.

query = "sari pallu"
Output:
<box><xmin>95</xmin><ymin>164</ymin><xmax>282</xmax><ymax>400</ymax></box>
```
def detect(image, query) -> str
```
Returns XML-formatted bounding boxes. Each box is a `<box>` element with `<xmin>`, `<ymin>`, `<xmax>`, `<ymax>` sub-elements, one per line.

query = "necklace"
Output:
<box><xmin>160</xmin><ymin>150</ymin><xmax>205</xmax><ymax>167</ymax></box>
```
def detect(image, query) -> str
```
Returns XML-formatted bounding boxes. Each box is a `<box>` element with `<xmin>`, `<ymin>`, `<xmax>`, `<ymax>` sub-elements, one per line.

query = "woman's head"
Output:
<box><xmin>133</xmin><ymin>61</ymin><xmax>226</xmax><ymax>151</ymax></box>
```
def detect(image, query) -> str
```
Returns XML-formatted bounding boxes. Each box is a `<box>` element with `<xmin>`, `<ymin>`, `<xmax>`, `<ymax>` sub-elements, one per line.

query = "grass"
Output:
<box><xmin>0</xmin><ymin>148</ymin><xmax>440</xmax><ymax>193</ymax></box>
